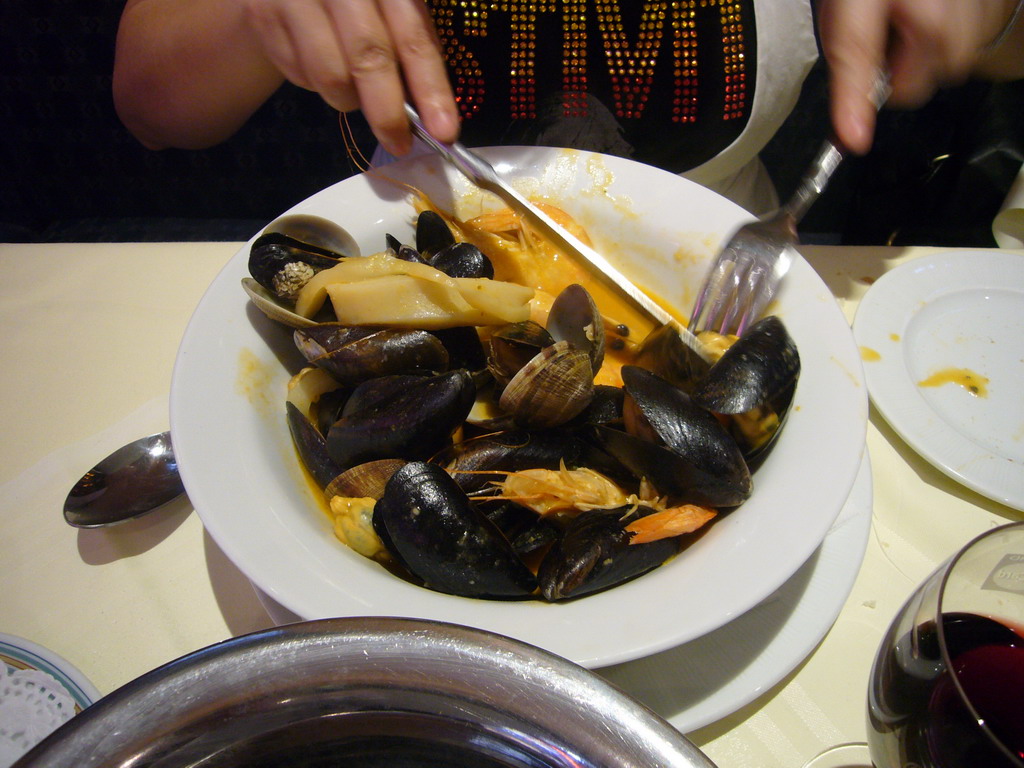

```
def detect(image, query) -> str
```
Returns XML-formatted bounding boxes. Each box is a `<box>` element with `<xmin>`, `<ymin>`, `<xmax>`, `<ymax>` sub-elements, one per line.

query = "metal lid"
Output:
<box><xmin>17</xmin><ymin>617</ymin><xmax>717</xmax><ymax>768</ymax></box>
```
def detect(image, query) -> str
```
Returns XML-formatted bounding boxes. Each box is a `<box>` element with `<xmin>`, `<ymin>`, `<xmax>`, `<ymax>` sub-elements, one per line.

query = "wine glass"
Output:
<box><xmin>867</xmin><ymin>521</ymin><xmax>1024</xmax><ymax>768</ymax></box>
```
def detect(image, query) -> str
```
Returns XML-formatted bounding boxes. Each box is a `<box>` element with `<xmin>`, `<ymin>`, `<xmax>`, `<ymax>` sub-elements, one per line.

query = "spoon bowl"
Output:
<box><xmin>63</xmin><ymin>431</ymin><xmax>185</xmax><ymax>528</ymax></box>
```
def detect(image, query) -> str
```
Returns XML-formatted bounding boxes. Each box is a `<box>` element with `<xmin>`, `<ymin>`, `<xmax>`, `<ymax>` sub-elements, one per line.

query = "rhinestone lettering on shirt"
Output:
<box><xmin>430</xmin><ymin>0</ymin><xmax>747</xmax><ymax>123</ymax></box>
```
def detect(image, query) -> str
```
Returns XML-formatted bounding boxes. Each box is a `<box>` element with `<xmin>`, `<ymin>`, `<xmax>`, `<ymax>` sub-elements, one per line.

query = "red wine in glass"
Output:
<box><xmin>868</xmin><ymin>612</ymin><xmax>1024</xmax><ymax>767</ymax></box>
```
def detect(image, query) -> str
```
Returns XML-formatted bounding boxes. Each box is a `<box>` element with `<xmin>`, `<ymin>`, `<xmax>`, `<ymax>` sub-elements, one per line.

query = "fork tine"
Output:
<box><xmin>732</xmin><ymin>263</ymin><xmax>768</xmax><ymax>337</ymax></box>
<box><xmin>735</xmin><ymin>243</ymin><xmax>795</xmax><ymax>335</ymax></box>
<box><xmin>690</xmin><ymin>233</ymin><xmax>763</xmax><ymax>336</ymax></box>
<box><xmin>689</xmin><ymin>256</ymin><xmax>737</xmax><ymax>333</ymax></box>
<box><xmin>714</xmin><ymin>253</ymin><xmax>756</xmax><ymax>335</ymax></box>
<box><xmin>688</xmin><ymin>256</ymin><xmax>728</xmax><ymax>332</ymax></box>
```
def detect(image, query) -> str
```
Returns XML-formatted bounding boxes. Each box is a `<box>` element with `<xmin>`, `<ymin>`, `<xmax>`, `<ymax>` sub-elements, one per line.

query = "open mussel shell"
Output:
<box><xmin>484</xmin><ymin>501</ymin><xmax>562</xmax><ymax>557</ymax></box>
<box><xmin>568</xmin><ymin>384</ymin><xmax>625</xmax><ymax>428</ymax></box>
<box><xmin>415</xmin><ymin>210</ymin><xmax>456</xmax><ymax>258</ymax></box>
<box><xmin>373</xmin><ymin>461</ymin><xmax>537</xmax><ymax>598</ymax></box>
<box><xmin>242</xmin><ymin>277</ymin><xmax>318</xmax><ymax>329</ymax></box>
<box><xmin>692</xmin><ymin>315</ymin><xmax>800</xmax><ymax>465</ymax></box>
<box><xmin>591</xmin><ymin>366</ymin><xmax>751</xmax><ymax>507</ymax></box>
<box><xmin>286</xmin><ymin>401</ymin><xmax>342</xmax><ymax>490</ymax></box>
<box><xmin>261</xmin><ymin>213</ymin><xmax>361</xmax><ymax>256</ymax></box>
<box><xmin>691</xmin><ymin>316</ymin><xmax>800</xmax><ymax>415</ymax></box>
<box><xmin>431</xmin><ymin>326</ymin><xmax>488</xmax><ymax>382</ymax></box>
<box><xmin>633</xmin><ymin>323</ymin><xmax>711</xmax><ymax>394</ymax></box>
<box><xmin>248</xmin><ymin>214</ymin><xmax>360</xmax><ymax>298</ymax></box>
<box><xmin>537</xmin><ymin>505</ymin><xmax>678</xmax><ymax>601</ymax></box>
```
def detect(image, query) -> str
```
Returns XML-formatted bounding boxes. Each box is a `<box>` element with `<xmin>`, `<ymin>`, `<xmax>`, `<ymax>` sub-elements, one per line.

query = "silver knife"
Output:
<box><xmin>403</xmin><ymin>103</ymin><xmax>709</xmax><ymax>360</ymax></box>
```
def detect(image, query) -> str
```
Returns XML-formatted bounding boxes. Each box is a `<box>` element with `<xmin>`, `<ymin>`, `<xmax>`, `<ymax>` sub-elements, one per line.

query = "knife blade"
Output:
<box><xmin>404</xmin><ymin>103</ymin><xmax>709</xmax><ymax>361</ymax></box>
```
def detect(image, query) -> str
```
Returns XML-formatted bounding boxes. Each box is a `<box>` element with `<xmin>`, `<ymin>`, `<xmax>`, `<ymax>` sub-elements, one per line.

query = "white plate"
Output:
<box><xmin>171</xmin><ymin>147</ymin><xmax>867</xmax><ymax>668</ymax></box>
<box><xmin>601</xmin><ymin>449</ymin><xmax>872</xmax><ymax>732</ymax></box>
<box><xmin>853</xmin><ymin>250</ymin><xmax>1024</xmax><ymax>510</ymax></box>
<box><xmin>0</xmin><ymin>632</ymin><xmax>100</xmax><ymax>710</ymax></box>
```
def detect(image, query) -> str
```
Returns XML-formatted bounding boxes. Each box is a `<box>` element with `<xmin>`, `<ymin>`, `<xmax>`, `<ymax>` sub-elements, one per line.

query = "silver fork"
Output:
<box><xmin>689</xmin><ymin>74</ymin><xmax>890</xmax><ymax>337</ymax></box>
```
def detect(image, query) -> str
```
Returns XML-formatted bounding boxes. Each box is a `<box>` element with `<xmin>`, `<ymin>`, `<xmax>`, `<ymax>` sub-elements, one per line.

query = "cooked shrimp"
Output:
<box><xmin>625</xmin><ymin>505</ymin><xmax>717</xmax><ymax>544</ymax></box>
<box><xmin>490</xmin><ymin>463</ymin><xmax>632</xmax><ymax>515</ymax></box>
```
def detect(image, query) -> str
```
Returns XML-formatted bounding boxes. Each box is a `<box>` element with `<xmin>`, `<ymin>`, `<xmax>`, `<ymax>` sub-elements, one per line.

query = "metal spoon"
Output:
<box><xmin>63</xmin><ymin>431</ymin><xmax>185</xmax><ymax>528</ymax></box>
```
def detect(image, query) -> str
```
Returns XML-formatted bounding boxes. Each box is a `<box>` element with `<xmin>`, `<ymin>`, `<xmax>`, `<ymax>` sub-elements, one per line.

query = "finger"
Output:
<box><xmin>326</xmin><ymin>0</ymin><xmax>413</xmax><ymax>155</ymax></box>
<box><xmin>885</xmin><ymin>1</ymin><xmax>954</xmax><ymax>106</ymax></box>
<box><xmin>243</xmin><ymin>0</ymin><xmax>316</xmax><ymax>89</ymax></box>
<box><xmin>379</xmin><ymin>0</ymin><xmax>459</xmax><ymax>143</ymax></box>
<box><xmin>819</xmin><ymin>0</ymin><xmax>890</xmax><ymax>154</ymax></box>
<box><xmin>886</xmin><ymin>0</ymin><xmax>989</xmax><ymax>107</ymax></box>
<box><xmin>282</xmin><ymin>1</ymin><xmax>374</xmax><ymax>113</ymax></box>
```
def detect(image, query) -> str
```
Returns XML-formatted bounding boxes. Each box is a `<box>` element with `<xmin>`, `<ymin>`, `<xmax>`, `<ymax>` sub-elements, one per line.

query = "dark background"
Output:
<box><xmin>2</xmin><ymin>0</ymin><xmax>1021</xmax><ymax>245</ymax></box>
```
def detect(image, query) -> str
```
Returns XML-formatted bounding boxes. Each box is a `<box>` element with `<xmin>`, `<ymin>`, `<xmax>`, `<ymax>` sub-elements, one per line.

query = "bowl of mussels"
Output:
<box><xmin>170</xmin><ymin>146</ymin><xmax>868</xmax><ymax>667</ymax></box>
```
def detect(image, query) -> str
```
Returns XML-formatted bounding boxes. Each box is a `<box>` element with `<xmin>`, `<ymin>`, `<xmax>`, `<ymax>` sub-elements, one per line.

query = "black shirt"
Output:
<box><xmin>429</xmin><ymin>0</ymin><xmax>757</xmax><ymax>173</ymax></box>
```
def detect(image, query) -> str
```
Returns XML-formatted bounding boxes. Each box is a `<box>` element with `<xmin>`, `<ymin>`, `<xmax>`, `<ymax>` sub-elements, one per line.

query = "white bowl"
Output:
<box><xmin>170</xmin><ymin>147</ymin><xmax>867</xmax><ymax>668</ymax></box>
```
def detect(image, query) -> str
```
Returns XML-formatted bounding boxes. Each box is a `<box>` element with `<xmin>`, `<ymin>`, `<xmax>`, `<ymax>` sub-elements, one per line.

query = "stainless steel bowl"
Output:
<box><xmin>16</xmin><ymin>617</ymin><xmax>716</xmax><ymax>768</ymax></box>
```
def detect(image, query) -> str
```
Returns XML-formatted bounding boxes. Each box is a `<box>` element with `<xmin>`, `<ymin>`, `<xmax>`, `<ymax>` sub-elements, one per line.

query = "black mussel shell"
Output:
<box><xmin>286</xmin><ymin>401</ymin><xmax>342</xmax><ymax>490</ymax></box>
<box><xmin>511</xmin><ymin>515</ymin><xmax>562</xmax><ymax>556</ymax></box>
<box><xmin>260</xmin><ymin>214</ymin><xmax>359</xmax><ymax>257</ymax></box>
<box><xmin>248</xmin><ymin>242</ymin><xmax>343</xmax><ymax>297</ymax></box>
<box><xmin>374</xmin><ymin>461</ymin><xmax>537</xmax><ymax>598</ymax></box>
<box><xmin>430</xmin><ymin>326</ymin><xmax>488</xmax><ymax>378</ymax></box>
<box><xmin>314</xmin><ymin>388</ymin><xmax>351</xmax><ymax>437</ymax></box>
<box><xmin>395</xmin><ymin>244</ymin><xmax>427</xmax><ymax>264</ymax></box>
<box><xmin>691</xmin><ymin>316</ymin><xmax>800</xmax><ymax>466</ymax></box>
<box><xmin>537</xmin><ymin>505</ymin><xmax>677</xmax><ymax>601</ymax></box>
<box><xmin>295</xmin><ymin>324</ymin><xmax>449</xmax><ymax>385</ymax></box>
<box><xmin>385</xmin><ymin>234</ymin><xmax>426</xmax><ymax>263</ymax></box>
<box><xmin>340</xmin><ymin>374</ymin><xmax>421</xmax><ymax>417</ymax></box>
<box><xmin>415</xmin><ymin>210</ymin><xmax>455</xmax><ymax>257</ymax></box>
<box><xmin>593</xmin><ymin>366</ymin><xmax>751</xmax><ymax>507</ymax></box>
<box><xmin>568</xmin><ymin>384</ymin><xmax>625</xmax><ymax>427</ymax></box>
<box><xmin>483</xmin><ymin>500</ymin><xmax>558</xmax><ymax>556</ymax></box>
<box><xmin>692</xmin><ymin>315</ymin><xmax>800</xmax><ymax>415</ymax></box>
<box><xmin>633</xmin><ymin>323</ymin><xmax>711</xmax><ymax>395</ymax></box>
<box><xmin>248</xmin><ymin>214</ymin><xmax>358</xmax><ymax>297</ymax></box>
<box><xmin>436</xmin><ymin>428</ymin><xmax>594</xmax><ymax>494</ymax></box>
<box><xmin>429</xmin><ymin>242</ymin><xmax>494</xmax><ymax>279</ymax></box>
<box><xmin>326</xmin><ymin>370</ymin><xmax>475</xmax><ymax>471</ymax></box>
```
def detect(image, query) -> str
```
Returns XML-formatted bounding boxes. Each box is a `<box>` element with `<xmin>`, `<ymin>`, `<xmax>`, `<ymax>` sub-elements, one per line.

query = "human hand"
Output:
<box><xmin>818</xmin><ymin>0</ymin><xmax>1019</xmax><ymax>154</ymax></box>
<box><xmin>242</xmin><ymin>0</ymin><xmax>459</xmax><ymax>155</ymax></box>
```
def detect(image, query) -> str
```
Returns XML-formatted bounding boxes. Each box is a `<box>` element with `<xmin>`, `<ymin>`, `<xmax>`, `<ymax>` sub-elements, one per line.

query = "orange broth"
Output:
<box><xmin>419</xmin><ymin>199</ymin><xmax>684</xmax><ymax>388</ymax></box>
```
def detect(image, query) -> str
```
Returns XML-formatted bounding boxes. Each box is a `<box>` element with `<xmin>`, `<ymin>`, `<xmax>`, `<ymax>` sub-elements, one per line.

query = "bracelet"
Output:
<box><xmin>984</xmin><ymin>0</ymin><xmax>1024</xmax><ymax>51</ymax></box>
